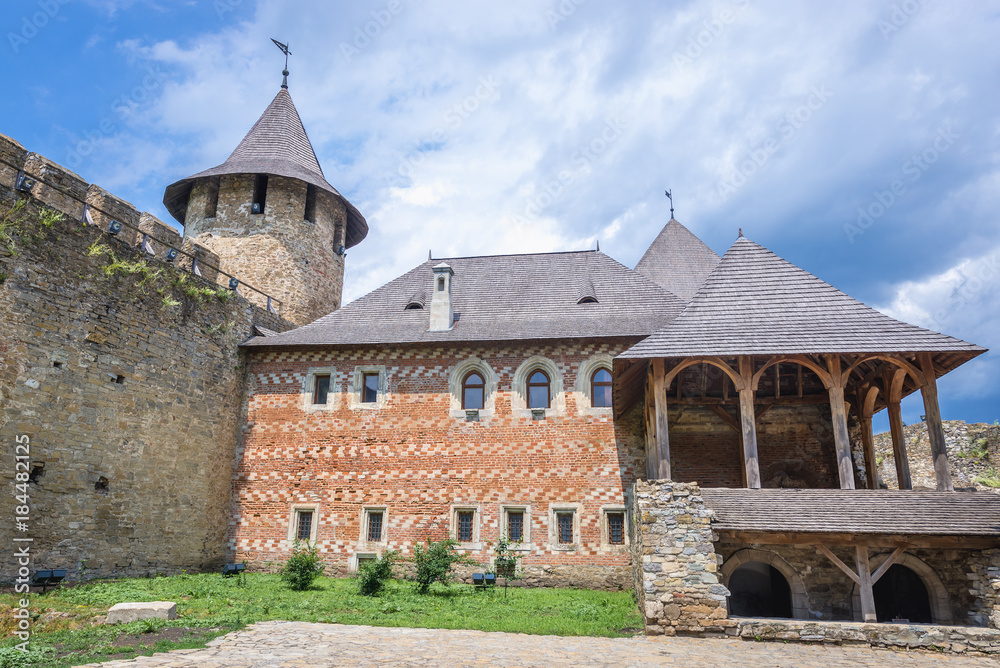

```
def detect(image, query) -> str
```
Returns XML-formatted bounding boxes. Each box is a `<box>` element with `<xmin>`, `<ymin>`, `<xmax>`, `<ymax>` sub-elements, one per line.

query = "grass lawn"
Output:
<box><xmin>0</xmin><ymin>574</ymin><xmax>642</xmax><ymax>666</ymax></box>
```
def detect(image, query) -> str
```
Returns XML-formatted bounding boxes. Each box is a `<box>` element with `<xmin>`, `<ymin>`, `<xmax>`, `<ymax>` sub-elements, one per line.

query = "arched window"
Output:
<box><xmin>527</xmin><ymin>370</ymin><xmax>550</xmax><ymax>409</ymax></box>
<box><xmin>462</xmin><ymin>372</ymin><xmax>485</xmax><ymax>410</ymax></box>
<box><xmin>591</xmin><ymin>368</ymin><xmax>612</xmax><ymax>407</ymax></box>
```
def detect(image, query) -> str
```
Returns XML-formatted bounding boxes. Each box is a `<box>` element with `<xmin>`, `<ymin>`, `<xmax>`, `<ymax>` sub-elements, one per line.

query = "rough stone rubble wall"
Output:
<box><xmin>0</xmin><ymin>133</ymin><xmax>292</xmax><ymax>580</ymax></box>
<box><xmin>968</xmin><ymin>549</ymin><xmax>1000</xmax><ymax>628</ymax></box>
<box><xmin>629</xmin><ymin>480</ymin><xmax>734</xmax><ymax>635</ymax></box>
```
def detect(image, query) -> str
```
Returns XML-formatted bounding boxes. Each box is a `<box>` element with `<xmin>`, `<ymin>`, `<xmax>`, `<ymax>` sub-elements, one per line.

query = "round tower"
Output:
<box><xmin>162</xmin><ymin>81</ymin><xmax>367</xmax><ymax>326</ymax></box>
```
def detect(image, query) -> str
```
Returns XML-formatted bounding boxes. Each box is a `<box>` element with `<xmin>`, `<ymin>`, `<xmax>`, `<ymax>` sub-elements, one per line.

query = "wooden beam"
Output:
<box><xmin>855</xmin><ymin>545</ymin><xmax>877</xmax><ymax>622</ymax></box>
<box><xmin>671</xmin><ymin>394</ymin><xmax>831</xmax><ymax>406</ymax></box>
<box><xmin>652</xmin><ymin>358</ymin><xmax>671</xmax><ymax>480</ymax></box>
<box><xmin>826</xmin><ymin>356</ymin><xmax>856</xmax><ymax>490</ymax></box>
<box><xmin>718</xmin><ymin>530</ymin><xmax>1000</xmax><ymax>549</ymax></box>
<box><xmin>644</xmin><ymin>366</ymin><xmax>657</xmax><ymax>480</ymax></box>
<box><xmin>817</xmin><ymin>545</ymin><xmax>860</xmax><ymax>585</ymax></box>
<box><xmin>708</xmin><ymin>404</ymin><xmax>740</xmax><ymax>433</ymax></box>
<box><xmin>919</xmin><ymin>353</ymin><xmax>954</xmax><ymax>492</ymax></box>
<box><xmin>871</xmin><ymin>546</ymin><xmax>905</xmax><ymax>585</ymax></box>
<box><xmin>797</xmin><ymin>364</ymin><xmax>803</xmax><ymax>397</ymax></box>
<box><xmin>738</xmin><ymin>356</ymin><xmax>761</xmax><ymax>489</ymax></box>
<box><xmin>860</xmin><ymin>413</ymin><xmax>878</xmax><ymax>489</ymax></box>
<box><xmin>887</xmin><ymin>400</ymin><xmax>911</xmax><ymax>490</ymax></box>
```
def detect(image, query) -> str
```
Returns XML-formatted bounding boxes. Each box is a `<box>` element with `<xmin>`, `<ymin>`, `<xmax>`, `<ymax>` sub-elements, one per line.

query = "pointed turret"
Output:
<box><xmin>634</xmin><ymin>219</ymin><xmax>720</xmax><ymax>300</ymax></box>
<box><xmin>162</xmin><ymin>86</ymin><xmax>368</xmax><ymax>325</ymax></box>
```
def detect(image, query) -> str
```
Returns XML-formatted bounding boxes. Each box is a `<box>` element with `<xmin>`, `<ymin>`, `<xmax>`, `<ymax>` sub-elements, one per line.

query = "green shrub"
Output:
<box><xmin>279</xmin><ymin>541</ymin><xmax>326</xmax><ymax>591</ymax></box>
<box><xmin>492</xmin><ymin>536</ymin><xmax>520</xmax><ymax>579</ymax></box>
<box><xmin>356</xmin><ymin>551</ymin><xmax>398</xmax><ymax>596</ymax></box>
<box><xmin>410</xmin><ymin>539</ymin><xmax>476</xmax><ymax>594</ymax></box>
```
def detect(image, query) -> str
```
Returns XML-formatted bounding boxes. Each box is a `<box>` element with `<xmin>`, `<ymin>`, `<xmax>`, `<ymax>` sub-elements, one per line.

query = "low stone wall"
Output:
<box><xmin>968</xmin><ymin>549</ymin><xmax>1000</xmax><ymax>628</ymax></box>
<box><xmin>738</xmin><ymin>618</ymin><xmax>1000</xmax><ymax>654</ymax></box>
<box><xmin>630</xmin><ymin>480</ymin><xmax>734</xmax><ymax>635</ymax></box>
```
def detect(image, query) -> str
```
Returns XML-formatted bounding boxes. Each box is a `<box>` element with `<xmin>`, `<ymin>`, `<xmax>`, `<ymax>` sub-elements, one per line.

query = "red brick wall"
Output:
<box><xmin>232</xmin><ymin>338</ymin><xmax>644</xmax><ymax>587</ymax></box>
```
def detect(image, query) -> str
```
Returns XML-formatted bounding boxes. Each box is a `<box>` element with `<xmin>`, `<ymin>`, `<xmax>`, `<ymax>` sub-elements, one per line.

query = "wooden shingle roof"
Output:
<box><xmin>634</xmin><ymin>219</ymin><xmax>720</xmax><ymax>300</ymax></box>
<box><xmin>243</xmin><ymin>250</ymin><xmax>686</xmax><ymax>347</ymax></box>
<box><xmin>620</xmin><ymin>235</ymin><xmax>985</xmax><ymax>359</ymax></box>
<box><xmin>163</xmin><ymin>88</ymin><xmax>368</xmax><ymax>248</ymax></box>
<box><xmin>702</xmin><ymin>488</ymin><xmax>1000</xmax><ymax>536</ymax></box>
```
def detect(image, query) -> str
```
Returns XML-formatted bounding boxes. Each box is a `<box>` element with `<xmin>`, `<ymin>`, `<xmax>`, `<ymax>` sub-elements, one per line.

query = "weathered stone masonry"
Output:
<box><xmin>0</xmin><ymin>134</ymin><xmax>291</xmax><ymax>580</ymax></box>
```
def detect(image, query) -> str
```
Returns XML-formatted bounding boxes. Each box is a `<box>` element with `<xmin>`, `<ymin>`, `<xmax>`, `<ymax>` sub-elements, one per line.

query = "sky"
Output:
<box><xmin>3</xmin><ymin>0</ymin><xmax>998</xmax><ymax>428</ymax></box>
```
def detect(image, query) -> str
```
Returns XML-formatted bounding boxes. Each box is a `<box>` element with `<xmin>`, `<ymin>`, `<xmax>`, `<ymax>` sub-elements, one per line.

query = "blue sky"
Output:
<box><xmin>3</xmin><ymin>0</ymin><xmax>998</xmax><ymax>428</ymax></box>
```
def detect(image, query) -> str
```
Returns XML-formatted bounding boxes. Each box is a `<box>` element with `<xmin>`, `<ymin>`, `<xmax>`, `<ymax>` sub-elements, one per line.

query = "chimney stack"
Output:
<box><xmin>429</xmin><ymin>263</ymin><xmax>454</xmax><ymax>331</ymax></box>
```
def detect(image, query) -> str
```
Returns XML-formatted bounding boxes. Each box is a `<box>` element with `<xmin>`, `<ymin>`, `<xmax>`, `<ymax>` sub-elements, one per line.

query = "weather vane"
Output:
<box><xmin>665</xmin><ymin>189</ymin><xmax>674</xmax><ymax>219</ymax></box>
<box><xmin>271</xmin><ymin>38</ymin><xmax>291</xmax><ymax>89</ymax></box>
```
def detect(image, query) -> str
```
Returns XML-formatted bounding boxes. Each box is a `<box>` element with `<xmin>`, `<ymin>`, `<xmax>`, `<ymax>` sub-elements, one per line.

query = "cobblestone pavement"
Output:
<box><xmin>85</xmin><ymin>621</ymin><xmax>1000</xmax><ymax>667</ymax></box>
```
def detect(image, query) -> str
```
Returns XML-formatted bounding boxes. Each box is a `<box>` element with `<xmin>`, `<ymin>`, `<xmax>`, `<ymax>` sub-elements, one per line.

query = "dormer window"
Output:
<box><xmin>437</xmin><ymin>277</ymin><xmax>445</xmax><ymax>291</ymax></box>
<box><xmin>577</xmin><ymin>296</ymin><xmax>598</xmax><ymax>304</ymax></box>
<box><xmin>405</xmin><ymin>302</ymin><xmax>423</xmax><ymax>310</ymax></box>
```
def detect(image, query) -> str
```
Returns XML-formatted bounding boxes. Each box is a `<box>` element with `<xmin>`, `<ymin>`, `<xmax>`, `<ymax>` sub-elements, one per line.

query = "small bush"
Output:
<box><xmin>356</xmin><ymin>551</ymin><xmax>398</xmax><ymax>596</ymax></box>
<box><xmin>410</xmin><ymin>539</ymin><xmax>476</xmax><ymax>594</ymax></box>
<box><xmin>279</xmin><ymin>541</ymin><xmax>326</xmax><ymax>591</ymax></box>
<box><xmin>493</xmin><ymin>536</ymin><xmax>520</xmax><ymax>579</ymax></box>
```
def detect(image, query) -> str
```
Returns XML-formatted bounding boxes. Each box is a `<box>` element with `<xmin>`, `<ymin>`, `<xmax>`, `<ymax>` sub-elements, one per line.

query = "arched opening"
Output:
<box><xmin>728</xmin><ymin>562</ymin><xmax>793</xmax><ymax>618</ymax></box>
<box><xmin>851</xmin><ymin>552</ymin><xmax>952</xmax><ymax>624</ymax></box>
<box><xmin>873</xmin><ymin>564</ymin><xmax>932</xmax><ymax>623</ymax></box>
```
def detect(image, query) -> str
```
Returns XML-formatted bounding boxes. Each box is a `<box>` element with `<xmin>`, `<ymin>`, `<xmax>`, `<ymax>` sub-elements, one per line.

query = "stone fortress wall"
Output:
<box><xmin>0</xmin><ymin>134</ymin><xmax>292</xmax><ymax>580</ymax></box>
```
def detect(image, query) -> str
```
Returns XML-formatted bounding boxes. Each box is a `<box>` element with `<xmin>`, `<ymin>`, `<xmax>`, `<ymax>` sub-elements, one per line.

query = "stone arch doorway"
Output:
<box><xmin>851</xmin><ymin>552</ymin><xmax>952</xmax><ymax>624</ymax></box>
<box><xmin>873</xmin><ymin>565</ymin><xmax>931</xmax><ymax>623</ymax></box>
<box><xmin>721</xmin><ymin>549</ymin><xmax>809</xmax><ymax>619</ymax></box>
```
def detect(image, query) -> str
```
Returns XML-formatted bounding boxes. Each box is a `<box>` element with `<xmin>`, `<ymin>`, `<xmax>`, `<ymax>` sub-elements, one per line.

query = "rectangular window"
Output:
<box><xmin>367</xmin><ymin>510</ymin><xmax>384</xmax><ymax>542</ymax></box>
<box><xmin>297</xmin><ymin>510</ymin><xmax>313</xmax><ymax>542</ymax></box>
<box><xmin>458</xmin><ymin>510</ymin><xmax>474</xmax><ymax>542</ymax></box>
<box><xmin>607</xmin><ymin>512</ymin><xmax>625</xmax><ymax>545</ymax></box>
<box><xmin>252</xmin><ymin>174</ymin><xmax>268</xmax><ymax>214</ymax></box>
<box><xmin>313</xmin><ymin>374</ymin><xmax>331</xmax><ymax>405</ymax></box>
<box><xmin>362</xmin><ymin>373</ymin><xmax>379</xmax><ymax>404</ymax></box>
<box><xmin>304</xmin><ymin>184</ymin><xmax>317</xmax><ymax>223</ymax></box>
<box><xmin>557</xmin><ymin>511</ymin><xmax>574</xmax><ymax>544</ymax></box>
<box><xmin>507</xmin><ymin>510</ymin><xmax>524</xmax><ymax>542</ymax></box>
<box><xmin>357</xmin><ymin>554</ymin><xmax>376</xmax><ymax>570</ymax></box>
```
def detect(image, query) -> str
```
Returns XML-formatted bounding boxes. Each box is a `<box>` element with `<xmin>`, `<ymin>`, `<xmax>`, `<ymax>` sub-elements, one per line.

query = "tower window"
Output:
<box><xmin>304</xmin><ymin>184</ymin><xmax>317</xmax><ymax>223</ymax></box>
<box><xmin>527</xmin><ymin>370</ymin><xmax>550</xmax><ymax>409</ymax></box>
<box><xmin>252</xmin><ymin>174</ymin><xmax>268</xmax><ymax>214</ymax></box>
<box><xmin>205</xmin><ymin>176</ymin><xmax>219</xmax><ymax>218</ymax></box>
<box><xmin>591</xmin><ymin>368</ymin><xmax>613</xmax><ymax>408</ymax></box>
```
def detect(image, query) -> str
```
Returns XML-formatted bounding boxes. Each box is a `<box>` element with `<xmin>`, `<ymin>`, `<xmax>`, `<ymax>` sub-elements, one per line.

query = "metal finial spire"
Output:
<box><xmin>665</xmin><ymin>189</ymin><xmax>674</xmax><ymax>219</ymax></box>
<box><xmin>271</xmin><ymin>38</ymin><xmax>291</xmax><ymax>88</ymax></box>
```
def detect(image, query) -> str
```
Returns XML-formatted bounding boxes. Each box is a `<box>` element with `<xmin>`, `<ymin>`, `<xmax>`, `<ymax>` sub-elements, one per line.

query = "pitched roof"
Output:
<box><xmin>163</xmin><ymin>88</ymin><xmax>368</xmax><ymax>248</ymax></box>
<box><xmin>243</xmin><ymin>250</ymin><xmax>686</xmax><ymax>347</ymax></box>
<box><xmin>634</xmin><ymin>218</ymin><xmax>720</xmax><ymax>299</ymax></box>
<box><xmin>619</xmin><ymin>235</ymin><xmax>986</xmax><ymax>359</ymax></box>
<box><xmin>702</xmin><ymin>488</ymin><xmax>1000</xmax><ymax>536</ymax></box>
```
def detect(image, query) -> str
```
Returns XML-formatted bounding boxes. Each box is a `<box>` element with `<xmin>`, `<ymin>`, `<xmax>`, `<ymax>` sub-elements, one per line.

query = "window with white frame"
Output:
<box><xmin>303</xmin><ymin>368</ymin><xmax>337</xmax><ymax>412</ymax></box>
<box><xmin>450</xmin><ymin>505</ymin><xmax>480</xmax><ymax>546</ymax></box>
<box><xmin>364</xmin><ymin>508</ymin><xmax>386</xmax><ymax>543</ymax></box>
<box><xmin>601</xmin><ymin>506</ymin><xmax>628</xmax><ymax>548</ymax></box>
<box><xmin>548</xmin><ymin>504</ymin><xmax>581</xmax><ymax>549</ymax></box>
<box><xmin>287</xmin><ymin>504</ymin><xmax>319</xmax><ymax>543</ymax></box>
<box><xmin>349</xmin><ymin>365</ymin><xmax>388</xmax><ymax>410</ymax></box>
<box><xmin>501</xmin><ymin>505</ymin><xmax>530</xmax><ymax>547</ymax></box>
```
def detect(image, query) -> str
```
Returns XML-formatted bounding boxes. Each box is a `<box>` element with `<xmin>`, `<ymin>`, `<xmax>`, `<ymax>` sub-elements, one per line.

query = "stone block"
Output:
<box><xmin>23</xmin><ymin>152</ymin><xmax>89</xmax><ymax>219</ymax></box>
<box><xmin>0</xmin><ymin>133</ymin><xmax>27</xmax><ymax>188</ymax></box>
<box><xmin>107</xmin><ymin>601</ymin><xmax>177</xmax><ymax>624</ymax></box>
<box><xmin>138</xmin><ymin>212</ymin><xmax>183</xmax><ymax>259</ymax></box>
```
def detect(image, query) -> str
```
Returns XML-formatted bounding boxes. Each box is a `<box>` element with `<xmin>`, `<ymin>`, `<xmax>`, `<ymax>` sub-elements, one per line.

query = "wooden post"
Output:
<box><xmin>738</xmin><ymin>357</ymin><xmax>761</xmax><ymax>489</ymax></box>
<box><xmin>826</xmin><ymin>356</ymin><xmax>855</xmax><ymax>490</ymax></box>
<box><xmin>652</xmin><ymin>359</ymin><xmax>671</xmax><ymax>481</ymax></box>
<box><xmin>645</xmin><ymin>365</ymin><xmax>657</xmax><ymax>480</ymax></box>
<box><xmin>887</xmin><ymin>400</ymin><xmax>911</xmax><ymax>490</ymax></box>
<box><xmin>855</xmin><ymin>545</ymin><xmax>877</xmax><ymax>622</ymax></box>
<box><xmin>919</xmin><ymin>354</ymin><xmax>953</xmax><ymax>492</ymax></box>
<box><xmin>860</xmin><ymin>412</ymin><xmax>878</xmax><ymax>490</ymax></box>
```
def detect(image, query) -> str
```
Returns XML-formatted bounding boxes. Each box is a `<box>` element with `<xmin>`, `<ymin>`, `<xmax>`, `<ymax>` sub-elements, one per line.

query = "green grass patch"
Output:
<box><xmin>0</xmin><ymin>573</ymin><xmax>641</xmax><ymax>666</ymax></box>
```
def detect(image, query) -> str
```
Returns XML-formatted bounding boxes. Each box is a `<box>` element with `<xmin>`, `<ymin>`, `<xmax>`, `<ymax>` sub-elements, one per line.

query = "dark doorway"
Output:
<box><xmin>728</xmin><ymin>562</ymin><xmax>793</xmax><ymax>618</ymax></box>
<box><xmin>873</xmin><ymin>564</ymin><xmax>932</xmax><ymax>623</ymax></box>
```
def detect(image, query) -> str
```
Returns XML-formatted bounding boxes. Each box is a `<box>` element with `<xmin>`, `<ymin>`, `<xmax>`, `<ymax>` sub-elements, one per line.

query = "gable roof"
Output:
<box><xmin>163</xmin><ymin>88</ymin><xmax>368</xmax><ymax>248</ymax></box>
<box><xmin>619</xmin><ymin>235</ymin><xmax>985</xmax><ymax>359</ymax></box>
<box><xmin>634</xmin><ymin>219</ymin><xmax>720</xmax><ymax>300</ymax></box>
<box><xmin>243</xmin><ymin>250</ymin><xmax>686</xmax><ymax>347</ymax></box>
<box><xmin>702</xmin><ymin>488</ymin><xmax>1000</xmax><ymax>537</ymax></box>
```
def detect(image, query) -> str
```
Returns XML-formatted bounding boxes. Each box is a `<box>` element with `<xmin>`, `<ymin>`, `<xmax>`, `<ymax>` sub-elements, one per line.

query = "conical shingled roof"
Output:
<box><xmin>619</xmin><ymin>235</ymin><xmax>986</xmax><ymax>359</ymax></box>
<box><xmin>162</xmin><ymin>88</ymin><xmax>368</xmax><ymax>248</ymax></box>
<box><xmin>634</xmin><ymin>218</ymin><xmax>720</xmax><ymax>300</ymax></box>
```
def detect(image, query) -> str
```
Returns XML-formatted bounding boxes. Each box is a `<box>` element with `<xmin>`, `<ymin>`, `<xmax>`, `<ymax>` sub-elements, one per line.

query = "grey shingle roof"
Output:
<box><xmin>634</xmin><ymin>218</ymin><xmax>720</xmax><ymax>300</ymax></box>
<box><xmin>702</xmin><ymin>488</ymin><xmax>1000</xmax><ymax>536</ymax></box>
<box><xmin>163</xmin><ymin>88</ymin><xmax>368</xmax><ymax>248</ymax></box>
<box><xmin>243</xmin><ymin>250</ymin><xmax>686</xmax><ymax>347</ymax></box>
<box><xmin>619</xmin><ymin>235</ymin><xmax>986</xmax><ymax>359</ymax></box>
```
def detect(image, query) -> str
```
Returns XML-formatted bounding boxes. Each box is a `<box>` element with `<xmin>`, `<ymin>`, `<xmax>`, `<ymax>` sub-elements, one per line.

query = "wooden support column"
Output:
<box><xmin>854</xmin><ymin>545</ymin><xmax>877</xmax><ymax>622</ymax></box>
<box><xmin>919</xmin><ymin>353</ymin><xmax>953</xmax><ymax>492</ymax></box>
<box><xmin>652</xmin><ymin>358</ymin><xmax>672</xmax><ymax>481</ymax></box>
<box><xmin>644</xmin><ymin>365</ymin><xmax>657</xmax><ymax>480</ymax></box>
<box><xmin>826</xmin><ymin>355</ymin><xmax>855</xmax><ymax>490</ymax></box>
<box><xmin>860</xmin><ymin>414</ymin><xmax>877</xmax><ymax>490</ymax></box>
<box><xmin>887</xmin><ymin>400</ymin><xmax>911</xmax><ymax>490</ymax></box>
<box><xmin>738</xmin><ymin>356</ymin><xmax>761</xmax><ymax>489</ymax></box>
